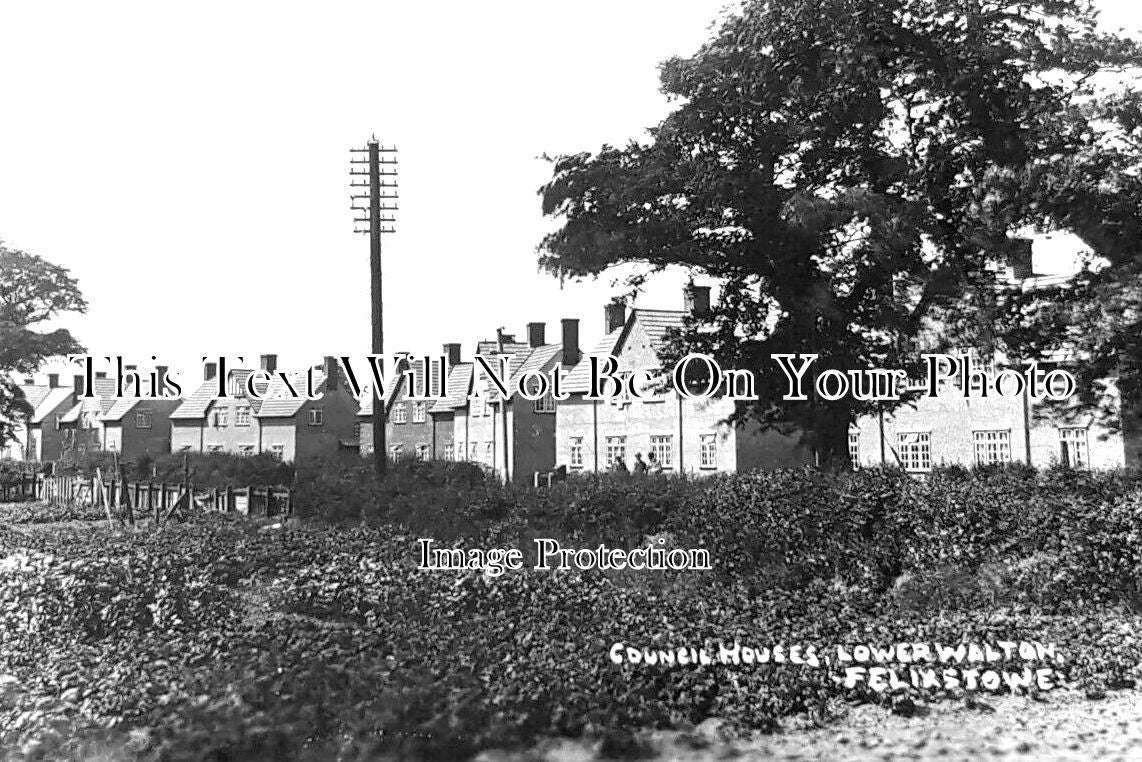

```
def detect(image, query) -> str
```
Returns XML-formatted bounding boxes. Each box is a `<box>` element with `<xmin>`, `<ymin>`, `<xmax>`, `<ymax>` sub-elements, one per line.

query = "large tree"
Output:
<box><xmin>538</xmin><ymin>0</ymin><xmax>1142</xmax><ymax>467</ymax></box>
<box><xmin>0</xmin><ymin>241</ymin><xmax>86</xmax><ymax>449</ymax></box>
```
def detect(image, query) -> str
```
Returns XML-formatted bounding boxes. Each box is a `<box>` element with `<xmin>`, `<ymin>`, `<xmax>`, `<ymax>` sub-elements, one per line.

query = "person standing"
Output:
<box><xmin>647</xmin><ymin>451</ymin><xmax>663</xmax><ymax>475</ymax></box>
<box><xmin>633</xmin><ymin>452</ymin><xmax>647</xmax><ymax>474</ymax></box>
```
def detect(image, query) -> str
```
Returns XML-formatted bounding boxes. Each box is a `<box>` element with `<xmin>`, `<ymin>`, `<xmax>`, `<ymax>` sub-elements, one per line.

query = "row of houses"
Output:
<box><xmin>6</xmin><ymin>283</ymin><xmax>1137</xmax><ymax>479</ymax></box>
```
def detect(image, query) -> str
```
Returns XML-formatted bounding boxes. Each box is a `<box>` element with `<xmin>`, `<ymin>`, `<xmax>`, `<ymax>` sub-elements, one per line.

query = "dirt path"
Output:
<box><xmin>483</xmin><ymin>690</ymin><xmax>1142</xmax><ymax>761</ymax></box>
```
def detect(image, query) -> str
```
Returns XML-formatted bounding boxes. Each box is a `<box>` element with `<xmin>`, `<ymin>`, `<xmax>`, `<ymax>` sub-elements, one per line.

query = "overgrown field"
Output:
<box><xmin>2</xmin><ymin>463</ymin><xmax>1142</xmax><ymax>760</ymax></box>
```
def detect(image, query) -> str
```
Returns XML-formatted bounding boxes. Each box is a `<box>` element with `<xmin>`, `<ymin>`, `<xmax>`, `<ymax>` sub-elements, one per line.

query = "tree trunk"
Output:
<box><xmin>812</xmin><ymin>404</ymin><xmax>853</xmax><ymax>472</ymax></box>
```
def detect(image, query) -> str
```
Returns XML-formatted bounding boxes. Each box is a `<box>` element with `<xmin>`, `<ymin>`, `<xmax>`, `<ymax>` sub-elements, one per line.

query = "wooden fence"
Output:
<box><xmin>0</xmin><ymin>473</ymin><xmax>39</xmax><ymax>502</ymax></box>
<box><xmin>2</xmin><ymin>474</ymin><xmax>292</xmax><ymax>519</ymax></box>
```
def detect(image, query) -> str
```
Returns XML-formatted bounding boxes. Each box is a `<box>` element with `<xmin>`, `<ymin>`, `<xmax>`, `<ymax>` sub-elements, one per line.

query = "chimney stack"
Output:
<box><xmin>604</xmin><ymin>298</ymin><xmax>627</xmax><ymax>333</ymax></box>
<box><xmin>260</xmin><ymin>354</ymin><xmax>278</xmax><ymax>374</ymax></box>
<box><xmin>73</xmin><ymin>375</ymin><xmax>85</xmax><ymax>396</ymax></box>
<box><xmin>684</xmin><ymin>283</ymin><xmax>711</xmax><ymax>316</ymax></box>
<box><xmin>155</xmin><ymin>365</ymin><xmax>168</xmax><ymax>396</ymax></box>
<box><xmin>48</xmin><ymin>374</ymin><xmax>59</xmax><ymax>388</ymax></box>
<box><xmin>561</xmin><ymin>318</ymin><xmax>581</xmax><ymax>367</ymax></box>
<box><xmin>204</xmin><ymin>362</ymin><xmax>217</xmax><ymax>382</ymax></box>
<box><xmin>527</xmin><ymin>322</ymin><xmax>546</xmax><ymax>348</ymax></box>
<box><xmin>95</xmin><ymin>371</ymin><xmax>108</xmax><ymax>379</ymax></box>
<box><xmin>324</xmin><ymin>356</ymin><xmax>339</xmax><ymax>390</ymax></box>
<box><xmin>443</xmin><ymin>343</ymin><xmax>462</xmax><ymax>366</ymax></box>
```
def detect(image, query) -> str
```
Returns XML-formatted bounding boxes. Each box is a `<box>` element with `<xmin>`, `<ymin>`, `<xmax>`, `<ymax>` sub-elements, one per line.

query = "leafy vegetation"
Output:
<box><xmin>1</xmin><ymin>465</ymin><xmax>1142</xmax><ymax>759</ymax></box>
<box><xmin>0</xmin><ymin>240</ymin><xmax>87</xmax><ymax>449</ymax></box>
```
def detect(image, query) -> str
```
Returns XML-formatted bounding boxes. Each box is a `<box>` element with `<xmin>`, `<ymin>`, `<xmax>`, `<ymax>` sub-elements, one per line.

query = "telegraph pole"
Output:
<box><xmin>351</xmin><ymin>137</ymin><xmax>398</xmax><ymax>476</ymax></box>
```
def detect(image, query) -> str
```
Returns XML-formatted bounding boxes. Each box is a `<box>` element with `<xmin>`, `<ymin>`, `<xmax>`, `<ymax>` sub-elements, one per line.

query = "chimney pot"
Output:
<box><xmin>527</xmin><ymin>322</ymin><xmax>546</xmax><ymax>348</ymax></box>
<box><xmin>48</xmin><ymin>374</ymin><xmax>59</xmax><ymax>388</ymax></box>
<box><xmin>561</xmin><ymin>318</ymin><xmax>581</xmax><ymax>367</ymax></box>
<box><xmin>260</xmin><ymin>354</ymin><xmax>278</xmax><ymax>374</ymax></box>
<box><xmin>604</xmin><ymin>298</ymin><xmax>627</xmax><ymax>334</ymax></box>
<box><xmin>443</xmin><ymin>343</ymin><xmax>462</xmax><ymax>366</ymax></box>
<box><xmin>95</xmin><ymin>371</ymin><xmax>108</xmax><ymax>379</ymax></box>
<box><xmin>204</xmin><ymin>362</ymin><xmax>218</xmax><ymax>382</ymax></box>
<box><xmin>684</xmin><ymin>284</ymin><xmax>711</xmax><ymax>316</ymax></box>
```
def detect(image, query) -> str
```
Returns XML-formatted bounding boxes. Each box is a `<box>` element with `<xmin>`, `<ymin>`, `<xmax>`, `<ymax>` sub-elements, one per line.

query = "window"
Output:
<box><xmin>650</xmin><ymin>434</ymin><xmax>673</xmax><ymax>468</ymax></box>
<box><xmin>353</xmin><ymin>422</ymin><xmax>362</xmax><ymax>440</ymax></box>
<box><xmin>699</xmin><ymin>434</ymin><xmax>718</xmax><ymax>469</ymax></box>
<box><xmin>393</xmin><ymin>403</ymin><xmax>407</xmax><ymax>424</ymax></box>
<box><xmin>412</xmin><ymin>402</ymin><xmax>426</xmax><ymax>423</ymax></box>
<box><xmin>469</xmin><ymin>442</ymin><xmax>479</xmax><ymax>460</ymax></box>
<box><xmin>416</xmin><ymin>444</ymin><xmax>430</xmax><ymax>461</ymax></box>
<box><xmin>389</xmin><ymin>444</ymin><xmax>403</xmax><ymax>460</ymax></box>
<box><xmin>135</xmin><ymin>409</ymin><xmax>153</xmax><ymax>429</ymax></box>
<box><xmin>107</xmin><ymin>440</ymin><xmax>118</xmax><ymax>452</ymax></box>
<box><xmin>208</xmin><ymin>444</ymin><xmax>224</xmax><ymax>453</ymax></box>
<box><xmin>308</xmin><ymin>408</ymin><xmax>324</xmax><ymax>426</ymax></box>
<box><xmin>82</xmin><ymin>411</ymin><xmax>98</xmax><ymax>429</ymax></box>
<box><xmin>848</xmin><ymin>431</ymin><xmax>860</xmax><ymax>470</ymax></box>
<box><xmin>609</xmin><ymin>372</ymin><xmax>634</xmax><ymax>408</ymax></box>
<box><xmin>605</xmin><ymin>436</ymin><xmax>626</xmax><ymax>468</ymax></box>
<box><xmin>235</xmin><ymin>406</ymin><xmax>251</xmax><ymax>426</ymax></box>
<box><xmin>54</xmin><ymin>414</ymin><xmax>62</xmax><ymax>431</ymax></box>
<box><xmin>569</xmin><ymin>436</ymin><xmax>584</xmax><ymax>469</ymax></box>
<box><xmin>471</xmin><ymin>397</ymin><xmax>483</xmax><ymax>417</ymax></box>
<box><xmin>239</xmin><ymin>445</ymin><xmax>255</xmax><ymax>457</ymax></box>
<box><xmin>897</xmin><ymin>432</ymin><xmax>931</xmax><ymax>472</ymax></box>
<box><xmin>229</xmin><ymin>376</ymin><xmax>246</xmax><ymax>397</ymax></box>
<box><xmin>212</xmin><ymin>408</ymin><xmax>228</xmax><ymax>427</ymax></box>
<box><xmin>443</xmin><ymin>442</ymin><xmax>453</xmax><ymax>461</ymax></box>
<box><xmin>1059</xmin><ymin>427</ymin><xmax>1089</xmax><ymax>468</ymax></box>
<box><xmin>270</xmin><ymin>444</ymin><xmax>284</xmax><ymax>460</ymax></box>
<box><xmin>973</xmin><ymin>430</ymin><xmax>1011</xmax><ymax>466</ymax></box>
<box><xmin>534</xmin><ymin>392</ymin><xmax>556</xmax><ymax>414</ymax></box>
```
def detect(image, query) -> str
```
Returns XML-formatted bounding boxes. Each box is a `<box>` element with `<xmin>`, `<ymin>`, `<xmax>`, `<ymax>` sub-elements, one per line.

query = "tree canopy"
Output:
<box><xmin>0</xmin><ymin>241</ymin><xmax>86</xmax><ymax>448</ymax></box>
<box><xmin>538</xmin><ymin>0</ymin><xmax>1142</xmax><ymax>466</ymax></box>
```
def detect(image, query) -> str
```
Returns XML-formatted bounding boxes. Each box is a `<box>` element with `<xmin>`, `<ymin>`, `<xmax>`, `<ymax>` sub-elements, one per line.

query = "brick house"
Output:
<box><xmin>848</xmin><ymin>253</ymin><xmax>1141</xmax><ymax>472</ymax></box>
<box><xmin>555</xmin><ymin>287</ymin><xmax>812</xmax><ymax>475</ymax></box>
<box><xmin>2</xmin><ymin>374</ymin><xmax>77</xmax><ymax>462</ymax></box>
<box><xmin>848</xmin><ymin>371</ymin><xmax>1135</xmax><ymax>471</ymax></box>
<box><xmin>358</xmin><ymin>349</ymin><xmax>452</xmax><ymax>461</ymax></box>
<box><xmin>58</xmin><ymin>368</ymin><xmax>180</xmax><ymax>461</ymax></box>
<box><xmin>171</xmin><ymin>354</ymin><xmax>358</xmax><ymax>462</ymax></box>
<box><xmin>171</xmin><ymin>359</ymin><xmax>270</xmax><ymax>456</ymax></box>
<box><xmin>441</xmin><ymin>324</ymin><xmax>567</xmax><ymax>484</ymax></box>
<box><xmin>427</xmin><ymin>358</ymin><xmax>474</xmax><ymax>460</ymax></box>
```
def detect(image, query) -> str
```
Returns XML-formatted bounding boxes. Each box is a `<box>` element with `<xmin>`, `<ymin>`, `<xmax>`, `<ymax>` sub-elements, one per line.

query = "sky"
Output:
<box><xmin>1</xmin><ymin>1</ymin><xmax>1139</xmax><ymax>387</ymax></box>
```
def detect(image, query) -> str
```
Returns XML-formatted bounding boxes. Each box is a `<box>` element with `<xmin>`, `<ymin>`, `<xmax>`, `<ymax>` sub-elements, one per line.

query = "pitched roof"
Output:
<box><xmin>473</xmin><ymin>340</ymin><xmax>537</xmax><ymax>403</ymax></box>
<box><xmin>30</xmin><ymin>387</ymin><xmax>75</xmax><ymax>424</ymax></box>
<box><xmin>429</xmin><ymin>362</ymin><xmax>473</xmax><ymax>414</ymax></box>
<box><xmin>256</xmin><ymin>369</ymin><xmax>327</xmax><ymax>418</ymax></box>
<box><xmin>561</xmin><ymin>309</ymin><xmax>687</xmax><ymax>394</ymax></box>
<box><xmin>561</xmin><ymin>328</ymin><xmax>624</xmax><ymax>394</ymax></box>
<box><xmin>356</xmin><ymin>356</ymin><xmax>446</xmax><ymax>418</ymax></box>
<box><xmin>475</xmin><ymin>340</ymin><xmax>531</xmax><ymax>357</ymax></box>
<box><xmin>19</xmin><ymin>385</ymin><xmax>50</xmax><ymax>412</ymax></box>
<box><xmin>505</xmin><ymin>344</ymin><xmax>562</xmax><ymax>401</ymax></box>
<box><xmin>60</xmin><ymin>377</ymin><xmax>121</xmax><ymax>422</ymax></box>
<box><xmin>170</xmin><ymin>370</ymin><xmax>267</xmax><ymax>420</ymax></box>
